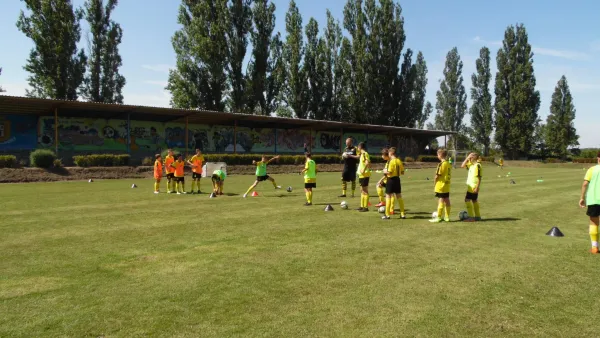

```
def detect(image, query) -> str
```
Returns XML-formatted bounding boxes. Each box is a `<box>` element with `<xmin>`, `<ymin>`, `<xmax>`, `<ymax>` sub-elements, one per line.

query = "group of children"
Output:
<box><xmin>150</xmin><ymin>145</ymin><xmax>485</xmax><ymax>223</ymax></box>
<box><xmin>153</xmin><ymin>149</ymin><xmax>226</xmax><ymax>196</ymax></box>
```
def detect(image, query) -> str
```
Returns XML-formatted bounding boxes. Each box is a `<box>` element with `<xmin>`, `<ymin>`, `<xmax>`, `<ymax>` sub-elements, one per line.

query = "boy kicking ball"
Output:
<box><xmin>211</xmin><ymin>169</ymin><xmax>226</xmax><ymax>196</ymax></box>
<box><xmin>243</xmin><ymin>155</ymin><xmax>282</xmax><ymax>198</ymax></box>
<box><xmin>301</xmin><ymin>152</ymin><xmax>316</xmax><ymax>206</ymax></box>
<box><xmin>430</xmin><ymin>149</ymin><xmax>452</xmax><ymax>223</ymax></box>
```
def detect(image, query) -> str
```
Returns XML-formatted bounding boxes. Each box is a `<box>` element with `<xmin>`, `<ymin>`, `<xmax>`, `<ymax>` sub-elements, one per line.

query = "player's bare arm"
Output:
<box><xmin>580</xmin><ymin>180</ymin><xmax>590</xmax><ymax>208</ymax></box>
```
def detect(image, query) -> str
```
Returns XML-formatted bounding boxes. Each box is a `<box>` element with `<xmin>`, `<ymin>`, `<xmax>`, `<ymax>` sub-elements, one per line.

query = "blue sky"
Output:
<box><xmin>1</xmin><ymin>0</ymin><xmax>599</xmax><ymax>147</ymax></box>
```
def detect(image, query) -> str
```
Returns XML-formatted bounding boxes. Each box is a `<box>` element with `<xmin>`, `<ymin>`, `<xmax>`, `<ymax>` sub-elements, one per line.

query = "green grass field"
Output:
<box><xmin>2</xmin><ymin>164</ymin><xmax>599</xmax><ymax>337</ymax></box>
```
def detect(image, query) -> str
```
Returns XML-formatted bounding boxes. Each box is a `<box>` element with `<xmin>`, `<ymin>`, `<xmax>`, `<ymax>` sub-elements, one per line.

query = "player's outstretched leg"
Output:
<box><xmin>268</xmin><ymin>176</ymin><xmax>281</xmax><ymax>189</ymax></box>
<box><xmin>244</xmin><ymin>181</ymin><xmax>259</xmax><ymax>198</ymax></box>
<box><xmin>376</xmin><ymin>185</ymin><xmax>385</xmax><ymax>207</ymax></box>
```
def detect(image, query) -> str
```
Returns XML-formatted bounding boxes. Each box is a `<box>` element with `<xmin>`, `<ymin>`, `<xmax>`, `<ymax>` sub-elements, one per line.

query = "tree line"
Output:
<box><xmin>11</xmin><ymin>0</ymin><xmax>579</xmax><ymax>159</ymax></box>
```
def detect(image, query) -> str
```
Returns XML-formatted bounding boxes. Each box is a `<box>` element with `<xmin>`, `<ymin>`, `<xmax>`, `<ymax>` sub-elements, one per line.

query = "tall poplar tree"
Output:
<box><xmin>248</xmin><ymin>0</ymin><xmax>275</xmax><ymax>115</ymax></box>
<box><xmin>83</xmin><ymin>0</ymin><xmax>125</xmax><ymax>103</ymax></box>
<box><xmin>17</xmin><ymin>0</ymin><xmax>87</xmax><ymax>100</ymax></box>
<box><xmin>434</xmin><ymin>47</ymin><xmax>468</xmax><ymax>148</ymax></box>
<box><xmin>469</xmin><ymin>46</ymin><xmax>493</xmax><ymax>155</ymax></box>
<box><xmin>282</xmin><ymin>0</ymin><xmax>308</xmax><ymax>118</ymax></box>
<box><xmin>494</xmin><ymin>24</ymin><xmax>540</xmax><ymax>158</ymax></box>
<box><xmin>410</xmin><ymin>51</ymin><xmax>428</xmax><ymax>128</ymax></box>
<box><xmin>226</xmin><ymin>0</ymin><xmax>252</xmax><ymax>113</ymax></box>
<box><xmin>545</xmin><ymin>75</ymin><xmax>578</xmax><ymax>159</ymax></box>
<box><xmin>167</xmin><ymin>0</ymin><xmax>229</xmax><ymax>111</ymax></box>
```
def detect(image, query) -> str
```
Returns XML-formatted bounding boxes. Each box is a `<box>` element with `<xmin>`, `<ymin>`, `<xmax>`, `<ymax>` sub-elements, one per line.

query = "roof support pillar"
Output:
<box><xmin>126</xmin><ymin>112</ymin><xmax>131</xmax><ymax>154</ymax></box>
<box><xmin>233</xmin><ymin>120</ymin><xmax>237</xmax><ymax>154</ymax></box>
<box><xmin>54</xmin><ymin>107</ymin><xmax>58</xmax><ymax>155</ymax></box>
<box><xmin>185</xmin><ymin>116</ymin><xmax>189</xmax><ymax>157</ymax></box>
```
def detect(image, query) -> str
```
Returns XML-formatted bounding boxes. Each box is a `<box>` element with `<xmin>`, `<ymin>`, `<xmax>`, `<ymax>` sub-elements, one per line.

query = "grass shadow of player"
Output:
<box><xmin>411</xmin><ymin>215</ymin><xmax>434</xmax><ymax>220</ymax></box>
<box><xmin>225</xmin><ymin>193</ymin><xmax>239</xmax><ymax>197</ymax></box>
<box><xmin>478</xmin><ymin>217</ymin><xmax>520</xmax><ymax>222</ymax></box>
<box><xmin>264</xmin><ymin>194</ymin><xmax>295</xmax><ymax>198</ymax></box>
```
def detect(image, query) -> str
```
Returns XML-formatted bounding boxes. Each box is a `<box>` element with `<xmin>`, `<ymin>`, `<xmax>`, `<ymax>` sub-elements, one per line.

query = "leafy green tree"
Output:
<box><xmin>83</xmin><ymin>0</ymin><xmax>125</xmax><ymax>103</ymax></box>
<box><xmin>545</xmin><ymin>75</ymin><xmax>578</xmax><ymax>159</ymax></box>
<box><xmin>17</xmin><ymin>0</ymin><xmax>87</xmax><ymax>100</ymax></box>
<box><xmin>434</xmin><ymin>47</ymin><xmax>468</xmax><ymax>148</ymax></box>
<box><xmin>343</xmin><ymin>0</ymin><xmax>368</xmax><ymax>123</ymax></box>
<box><xmin>469</xmin><ymin>46</ymin><xmax>493</xmax><ymax>155</ymax></box>
<box><xmin>337</xmin><ymin>37</ymin><xmax>353</xmax><ymax>122</ymax></box>
<box><xmin>394</xmin><ymin>49</ymin><xmax>414</xmax><ymax>126</ymax></box>
<box><xmin>417</xmin><ymin>101</ymin><xmax>433</xmax><ymax>129</ymax></box>
<box><xmin>324</xmin><ymin>10</ymin><xmax>343</xmax><ymax>121</ymax></box>
<box><xmin>227</xmin><ymin>0</ymin><xmax>252</xmax><ymax>113</ymax></box>
<box><xmin>304</xmin><ymin>18</ymin><xmax>327</xmax><ymax>120</ymax></box>
<box><xmin>167</xmin><ymin>0</ymin><xmax>229</xmax><ymax>111</ymax></box>
<box><xmin>410</xmin><ymin>51</ymin><xmax>428</xmax><ymax>128</ymax></box>
<box><xmin>282</xmin><ymin>0</ymin><xmax>308</xmax><ymax>118</ymax></box>
<box><xmin>494</xmin><ymin>24</ymin><xmax>540</xmax><ymax>158</ymax></box>
<box><xmin>248</xmin><ymin>0</ymin><xmax>276</xmax><ymax>115</ymax></box>
<box><xmin>263</xmin><ymin>33</ymin><xmax>285</xmax><ymax>116</ymax></box>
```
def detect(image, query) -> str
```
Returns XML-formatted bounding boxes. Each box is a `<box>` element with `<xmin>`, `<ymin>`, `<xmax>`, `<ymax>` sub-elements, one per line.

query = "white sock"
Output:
<box><xmin>593</xmin><ymin>241</ymin><xmax>598</xmax><ymax>247</ymax></box>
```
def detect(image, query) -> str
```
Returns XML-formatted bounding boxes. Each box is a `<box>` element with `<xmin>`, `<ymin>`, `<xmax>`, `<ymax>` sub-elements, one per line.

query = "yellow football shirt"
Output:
<box><xmin>435</xmin><ymin>160</ymin><xmax>451</xmax><ymax>193</ymax></box>
<box><xmin>387</xmin><ymin>158</ymin><xmax>404</xmax><ymax>177</ymax></box>
<box><xmin>466</xmin><ymin>161</ymin><xmax>482</xmax><ymax>193</ymax></box>
<box><xmin>358</xmin><ymin>151</ymin><xmax>371</xmax><ymax>178</ymax></box>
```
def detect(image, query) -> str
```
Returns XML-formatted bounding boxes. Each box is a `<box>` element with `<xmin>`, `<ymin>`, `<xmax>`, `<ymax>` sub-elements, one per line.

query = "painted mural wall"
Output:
<box><xmin>1</xmin><ymin>114</ymin><xmax>427</xmax><ymax>156</ymax></box>
<box><xmin>0</xmin><ymin>115</ymin><xmax>38</xmax><ymax>150</ymax></box>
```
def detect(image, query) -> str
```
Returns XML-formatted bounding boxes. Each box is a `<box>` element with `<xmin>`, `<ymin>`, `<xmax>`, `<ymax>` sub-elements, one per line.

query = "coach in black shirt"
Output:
<box><xmin>340</xmin><ymin>138</ymin><xmax>360</xmax><ymax>197</ymax></box>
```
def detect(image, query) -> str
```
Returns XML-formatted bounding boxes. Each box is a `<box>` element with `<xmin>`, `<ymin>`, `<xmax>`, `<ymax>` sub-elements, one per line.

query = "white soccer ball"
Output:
<box><xmin>342</xmin><ymin>153</ymin><xmax>348</xmax><ymax>159</ymax></box>
<box><xmin>287</xmin><ymin>186</ymin><xmax>293</xmax><ymax>192</ymax></box>
<box><xmin>378</xmin><ymin>206</ymin><xmax>386</xmax><ymax>213</ymax></box>
<box><xmin>458</xmin><ymin>211</ymin><xmax>469</xmax><ymax>220</ymax></box>
<box><xmin>432</xmin><ymin>211</ymin><xmax>438</xmax><ymax>219</ymax></box>
<box><xmin>340</xmin><ymin>201</ymin><xmax>348</xmax><ymax>207</ymax></box>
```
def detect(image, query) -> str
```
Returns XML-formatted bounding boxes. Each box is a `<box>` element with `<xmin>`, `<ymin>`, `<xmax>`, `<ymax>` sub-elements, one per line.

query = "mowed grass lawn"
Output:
<box><xmin>2</xmin><ymin>164</ymin><xmax>600</xmax><ymax>337</ymax></box>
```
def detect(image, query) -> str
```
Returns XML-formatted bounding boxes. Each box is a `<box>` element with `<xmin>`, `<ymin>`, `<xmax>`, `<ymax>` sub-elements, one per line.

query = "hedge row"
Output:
<box><xmin>573</xmin><ymin>157</ymin><xmax>597</xmax><ymax>163</ymax></box>
<box><xmin>73</xmin><ymin>154</ymin><xmax>131</xmax><ymax>167</ymax></box>
<box><xmin>30</xmin><ymin>149</ymin><xmax>57</xmax><ymax>168</ymax></box>
<box><xmin>0</xmin><ymin>155</ymin><xmax>18</xmax><ymax>168</ymax></box>
<box><xmin>416</xmin><ymin>155</ymin><xmax>495</xmax><ymax>163</ymax></box>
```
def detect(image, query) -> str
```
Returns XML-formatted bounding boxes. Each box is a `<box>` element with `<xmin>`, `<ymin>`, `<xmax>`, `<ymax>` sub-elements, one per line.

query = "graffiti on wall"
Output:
<box><xmin>0</xmin><ymin>115</ymin><xmax>37</xmax><ymax>150</ymax></box>
<box><xmin>39</xmin><ymin>117</ymin><xmax>128</xmax><ymax>151</ymax></box>
<box><xmin>313</xmin><ymin>131</ymin><xmax>341</xmax><ymax>153</ymax></box>
<box><xmin>277</xmin><ymin>129</ymin><xmax>311</xmax><ymax>153</ymax></box>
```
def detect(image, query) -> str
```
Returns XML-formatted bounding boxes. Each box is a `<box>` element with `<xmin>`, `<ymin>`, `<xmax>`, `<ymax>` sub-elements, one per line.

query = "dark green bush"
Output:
<box><xmin>73</xmin><ymin>154</ymin><xmax>131</xmax><ymax>167</ymax></box>
<box><xmin>404</xmin><ymin>156</ymin><xmax>415</xmax><ymax>163</ymax></box>
<box><xmin>0</xmin><ymin>155</ymin><xmax>18</xmax><ymax>168</ymax></box>
<box><xmin>30</xmin><ymin>149</ymin><xmax>57</xmax><ymax>168</ymax></box>
<box><xmin>141</xmin><ymin>157</ymin><xmax>153</xmax><ymax>166</ymax></box>
<box><xmin>544</xmin><ymin>157</ymin><xmax>564</xmax><ymax>163</ymax></box>
<box><xmin>416</xmin><ymin>155</ymin><xmax>439</xmax><ymax>162</ymax></box>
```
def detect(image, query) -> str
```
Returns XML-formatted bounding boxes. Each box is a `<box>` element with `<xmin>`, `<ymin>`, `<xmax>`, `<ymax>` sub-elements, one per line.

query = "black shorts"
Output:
<box><xmin>256</xmin><ymin>175</ymin><xmax>270</xmax><ymax>182</ymax></box>
<box><xmin>342</xmin><ymin>170</ymin><xmax>356</xmax><ymax>182</ymax></box>
<box><xmin>587</xmin><ymin>205</ymin><xmax>600</xmax><ymax>217</ymax></box>
<box><xmin>435</xmin><ymin>192</ymin><xmax>450</xmax><ymax>198</ymax></box>
<box><xmin>465</xmin><ymin>192</ymin><xmax>479</xmax><ymax>201</ymax></box>
<box><xmin>167</xmin><ymin>173</ymin><xmax>174</xmax><ymax>180</ymax></box>
<box><xmin>175</xmin><ymin>176</ymin><xmax>185</xmax><ymax>182</ymax></box>
<box><xmin>305</xmin><ymin>183</ymin><xmax>316</xmax><ymax>189</ymax></box>
<box><xmin>385</xmin><ymin>177</ymin><xmax>401</xmax><ymax>194</ymax></box>
<box><xmin>192</xmin><ymin>172</ymin><xmax>202</xmax><ymax>179</ymax></box>
<box><xmin>211</xmin><ymin>175</ymin><xmax>222</xmax><ymax>183</ymax></box>
<box><xmin>359</xmin><ymin>177</ymin><xmax>370</xmax><ymax>187</ymax></box>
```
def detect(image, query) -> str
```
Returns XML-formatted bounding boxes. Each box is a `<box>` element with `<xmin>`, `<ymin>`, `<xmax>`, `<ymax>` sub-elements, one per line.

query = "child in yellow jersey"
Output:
<box><xmin>430</xmin><ymin>149</ymin><xmax>452</xmax><ymax>223</ymax></box>
<box><xmin>461</xmin><ymin>153</ymin><xmax>483</xmax><ymax>222</ymax></box>
<box><xmin>382</xmin><ymin>147</ymin><xmax>406</xmax><ymax>220</ymax></box>
<box><xmin>580</xmin><ymin>151</ymin><xmax>600</xmax><ymax>254</ymax></box>
<box><xmin>170</xmin><ymin>154</ymin><xmax>187</xmax><ymax>195</ymax></box>
<box><xmin>153</xmin><ymin>154</ymin><xmax>163</xmax><ymax>194</ymax></box>
<box><xmin>301</xmin><ymin>152</ymin><xmax>317</xmax><ymax>206</ymax></box>
<box><xmin>376</xmin><ymin>148</ymin><xmax>390</xmax><ymax>208</ymax></box>
<box><xmin>356</xmin><ymin>142</ymin><xmax>371</xmax><ymax>212</ymax></box>
<box><xmin>164</xmin><ymin>149</ymin><xmax>176</xmax><ymax>193</ymax></box>
<box><xmin>498</xmin><ymin>157</ymin><xmax>504</xmax><ymax>170</ymax></box>
<box><xmin>187</xmin><ymin>148</ymin><xmax>204</xmax><ymax>194</ymax></box>
<box><xmin>243</xmin><ymin>155</ymin><xmax>282</xmax><ymax>198</ymax></box>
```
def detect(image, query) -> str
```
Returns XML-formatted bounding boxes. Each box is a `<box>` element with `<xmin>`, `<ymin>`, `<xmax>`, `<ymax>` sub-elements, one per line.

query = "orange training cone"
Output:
<box><xmin>251</xmin><ymin>191</ymin><xmax>259</xmax><ymax>197</ymax></box>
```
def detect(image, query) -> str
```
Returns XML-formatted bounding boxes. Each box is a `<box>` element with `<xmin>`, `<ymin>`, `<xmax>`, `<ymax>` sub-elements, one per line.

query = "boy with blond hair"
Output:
<box><xmin>430</xmin><ymin>149</ymin><xmax>452</xmax><ymax>223</ymax></box>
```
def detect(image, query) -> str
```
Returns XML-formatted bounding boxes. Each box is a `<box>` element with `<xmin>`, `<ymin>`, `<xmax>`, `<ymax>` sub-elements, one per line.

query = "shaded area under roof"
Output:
<box><xmin>0</xmin><ymin>95</ymin><xmax>455</xmax><ymax>137</ymax></box>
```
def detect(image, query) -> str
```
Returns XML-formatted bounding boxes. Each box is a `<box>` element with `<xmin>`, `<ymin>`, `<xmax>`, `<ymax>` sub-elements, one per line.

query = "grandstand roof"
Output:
<box><xmin>0</xmin><ymin>95</ymin><xmax>454</xmax><ymax>137</ymax></box>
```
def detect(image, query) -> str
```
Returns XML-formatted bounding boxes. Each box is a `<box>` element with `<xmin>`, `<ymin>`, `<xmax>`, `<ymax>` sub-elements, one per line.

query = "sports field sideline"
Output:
<box><xmin>1</xmin><ymin>164</ymin><xmax>599</xmax><ymax>337</ymax></box>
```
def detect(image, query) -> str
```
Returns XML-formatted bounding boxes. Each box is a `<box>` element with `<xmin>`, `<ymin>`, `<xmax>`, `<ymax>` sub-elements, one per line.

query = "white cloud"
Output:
<box><xmin>532</xmin><ymin>47</ymin><xmax>591</xmax><ymax>61</ymax></box>
<box><xmin>472</xmin><ymin>36</ymin><xmax>502</xmax><ymax>47</ymax></box>
<box><xmin>141</xmin><ymin>64</ymin><xmax>172</xmax><ymax>74</ymax></box>
<box><xmin>144</xmin><ymin>80</ymin><xmax>168</xmax><ymax>87</ymax></box>
<box><xmin>0</xmin><ymin>82</ymin><xmax>28</xmax><ymax>97</ymax></box>
<box><xmin>123</xmin><ymin>90</ymin><xmax>171</xmax><ymax>108</ymax></box>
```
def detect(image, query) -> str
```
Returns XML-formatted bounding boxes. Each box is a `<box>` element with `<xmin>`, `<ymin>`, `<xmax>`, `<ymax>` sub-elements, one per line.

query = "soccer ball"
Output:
<box><xmin>342</xmin><ymin>153</ymin><xmax>348</xmax><ymax>159</ymax></box>
<box><xmin>378</xmin><ymin>206</ymin><xmax>386</xmax><ymax>213</ymax></box>
<box><xmin>286</xmin><ymin>186</ymin><xmax>293</xmax><ymax>193</ymax></box>
<box><xmin>340</xmin><ymin>201</ymin><xmax>348</xmax><ymax>209</ymax></box>
<box><xmin>432</xmin><ymin>211</ymin><xmax>438</xmax><ymax>219</ymax></box>
<box><xmin>458</xmin><ymin>211</ymin><xmax>469</xmax><ymax>220</ymax></box>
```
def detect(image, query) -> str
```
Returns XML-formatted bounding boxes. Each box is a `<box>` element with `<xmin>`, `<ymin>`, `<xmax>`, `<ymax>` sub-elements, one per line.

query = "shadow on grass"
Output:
<box><xmin>47</xmin><ymin>167</ymin><xmax>70</xmax><ymax>176</ymax></box>
<box><xmin>264</xmin><ymin>194</ymin><xmax>295</xmax><ymax>198</ymax></box>
<box><xmin>225</xmin><ymin>193</ymin><xmax>239</xmax><ymax>197</ymax></box>
<box><xmin>479</xmin><ymin>217</ymin><xmax>520</xmax><ymax>222</ymax></box>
